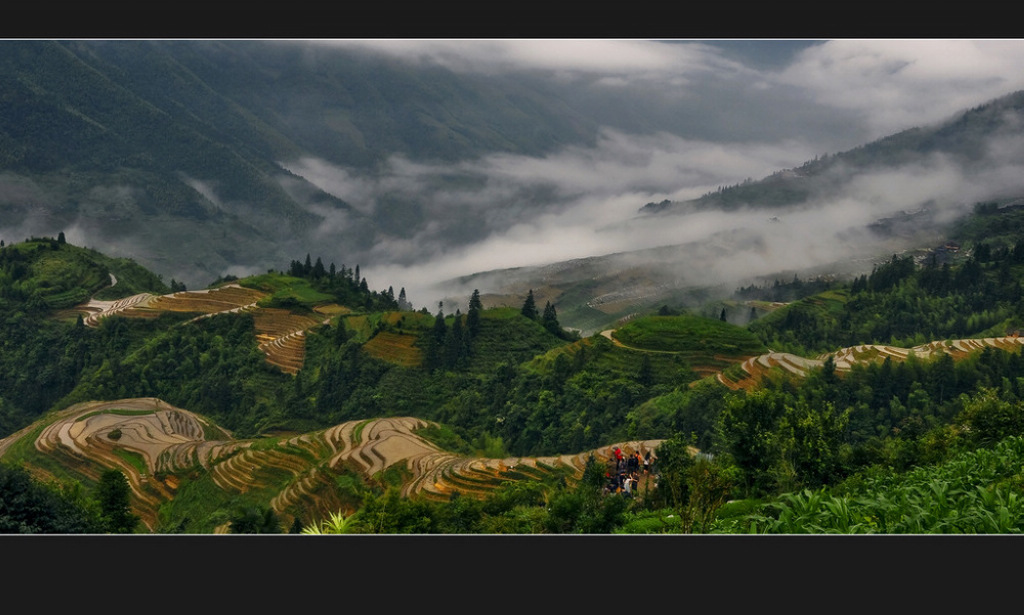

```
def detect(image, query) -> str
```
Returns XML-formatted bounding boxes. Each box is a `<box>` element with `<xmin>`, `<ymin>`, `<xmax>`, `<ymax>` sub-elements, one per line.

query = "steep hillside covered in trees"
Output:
<box><xmin>8</xmin><ymin>204</ymin><xmax>1024</xmax><ymax>533</ymax></box>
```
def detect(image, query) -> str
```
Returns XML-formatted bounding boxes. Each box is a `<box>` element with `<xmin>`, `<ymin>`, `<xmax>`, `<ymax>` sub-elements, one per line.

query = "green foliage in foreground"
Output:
<box><xmin>298</xmin><ymin>456</ymin><xmax>640</xmax><ymax>534</ymax></box>
<box><xmin>293</xmin><ymin>428</ymin><xmax>1024</xmax><ymax>534</ymax></box>
<box><xmin>739</xmin><ymin>435</ymin><xmax>1024</xmax><ymax>534</ymax></box>
<box><xmin>0</xmin><ymin>462</ymin><xmax>103</xmax><ymax>533</ymax></box>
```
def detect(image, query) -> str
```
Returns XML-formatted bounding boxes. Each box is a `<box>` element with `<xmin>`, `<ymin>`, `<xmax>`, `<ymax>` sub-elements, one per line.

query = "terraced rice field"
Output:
<box><xmin>362</xmin><ymin>331</ymin><xmax>423</xmax><ymax>367</ymax></box>
<box><xmin>718</xmin><ymin>335</ymin><xmax>1024</xmax><ymax>390</ymax></box>
<box><xmin>252</xmin><ymin>308</ymin><xmax>326</xmax><ymax>374</ymax></box>
<box><xmin>14</xmin><ymin>398</ymin><xmax>247</xmax><ymax>530</ymax></box>
<box><xmin>78</xmin><ymin>292</ymin><xmax>160</xmax><ymax>326</ymax></box>
<box><xmin>75</xmin><ymin>285</ymin><xmax>331</xmax><ymax>374</ymax></box>
<box><xmin>0</xmin><ymin>397</ymin><xmax>665</xmax><ymax>533</ymax></box>
<box><xmin>142</xmin><ymin>285</ymin><xmax>268</xmax><ymax>317</ymax></box>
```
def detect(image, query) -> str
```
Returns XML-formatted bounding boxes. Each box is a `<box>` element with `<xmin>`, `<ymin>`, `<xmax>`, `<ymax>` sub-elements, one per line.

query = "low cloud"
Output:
<box><xmin>282</xmin><ymin>129</ymin><xmax>824</xmax><ymax>306</ymax></box>
<box><xmin>341</xmin><ymin>126</ymin><xmax>1024</xmax><ymax>312</ymax></box>
<box><xmin>13</xmin><ymin>40</ymin><xmax>1021</xmax><ymax>316</ymax></box>
<box><xmin>777</xmin><ymin>40</ymin><xmax>1024</xmax><ymax>140</ymax></box>
<box><xmin>315</xmin><ymin>39</ymin><xmax>744</xmax><ymax>85</ymax></box>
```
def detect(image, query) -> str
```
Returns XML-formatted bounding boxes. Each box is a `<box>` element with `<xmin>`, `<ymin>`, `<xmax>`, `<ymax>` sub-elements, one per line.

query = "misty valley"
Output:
<box><xmin>5</xmin><ymin>40</ymin><xmax>1024</xmax><ymax>534</ymax></box>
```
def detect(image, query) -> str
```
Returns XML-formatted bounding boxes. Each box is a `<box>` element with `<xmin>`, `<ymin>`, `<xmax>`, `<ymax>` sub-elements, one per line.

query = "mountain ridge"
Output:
<box><xmin>640</xmin><ymin>88</ymin><xmax>1024</xmax><ymax>216</ymax></box>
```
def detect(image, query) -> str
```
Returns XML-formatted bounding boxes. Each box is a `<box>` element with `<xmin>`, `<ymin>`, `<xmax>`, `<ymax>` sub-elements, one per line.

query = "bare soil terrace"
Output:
<box><xmin>73</xmin><ymin>284</ymin><xmax>335</xmax><ymax>375</ymax></box>
<box><xmin>717</xmin><ymin>335</ymin><xmax>1024</xmax><ymax>390</ymax></box>
<box><xmin>0</xmin><ymin>397</ymin><xmax>663</xmax><ymax>533</ymax></box>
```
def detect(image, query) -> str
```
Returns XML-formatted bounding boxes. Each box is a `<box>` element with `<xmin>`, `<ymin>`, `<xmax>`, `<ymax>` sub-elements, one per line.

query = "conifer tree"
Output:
<box><xmin>446</xmin><ymin>310</ymin><xmax>465</xmax><ymax>368</ymax></box>
<box><xmin>467</xmin><ymin>289</ymin><xmax>482</xmax><ymax>338</ymax></box>
<box><xmin>521</xmin><ymin>289</ymin><xmax>538</xmax><ymax>320</ymax></box>
<box><xmin>425</xmin><ymin>302</ymin><xmax>447</xmax><ymax>371</ymax></box>
<box><xmin>96</xmin><ymin>469</ymin><xmax>139</xmax><ymax>534</ymax></box>
<box><xmin>542</xmin><ymin>300</ymin><xmax>561</xmax><ymax>336</ymax></box>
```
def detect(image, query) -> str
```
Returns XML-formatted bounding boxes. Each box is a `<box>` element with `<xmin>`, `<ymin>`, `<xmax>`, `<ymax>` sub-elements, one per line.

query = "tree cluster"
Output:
<box><xmin>286</xmin><ymin>253</ymin><xmax>399</xmax><ymax>312</ymax></box>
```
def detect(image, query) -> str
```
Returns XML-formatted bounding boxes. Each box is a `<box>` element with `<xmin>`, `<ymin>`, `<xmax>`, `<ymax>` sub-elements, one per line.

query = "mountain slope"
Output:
<box><xmin>641</xmin><ymin>89</ymin><xmax>1024</xmax><ymax>216</ymax></box>
<box><xmin>6</xmin><ymin>218</ymin><xmax>1024</xmax><ymax>532</ymax></box>
<box><xmin>0</xmin><ymin>40</ymin><xmax>601</xmax><ymax>288</ymax></box>
<box><xmin>0</xmin><ymin>396</ymin><xmax>663</xmax><ymax>533</ymax></box>
<box><xmin>464</xmin><ymin>90</ymin><xmax>1024</xmax><ymax>333</ymax></box>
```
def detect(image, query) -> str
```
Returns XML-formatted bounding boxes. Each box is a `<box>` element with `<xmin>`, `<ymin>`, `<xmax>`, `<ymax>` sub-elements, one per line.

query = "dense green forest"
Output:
<box><xmin>7</xmin><ymin>202</ymin><xmax>1024</xmax><ymax>534</ymax></box>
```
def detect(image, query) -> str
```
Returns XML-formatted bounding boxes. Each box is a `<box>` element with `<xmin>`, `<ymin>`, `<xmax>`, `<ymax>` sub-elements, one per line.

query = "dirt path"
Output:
<box><xmin>599</xmin><ymin>329</ymin><xmax>683</xmax><ymax>354</ymax></box>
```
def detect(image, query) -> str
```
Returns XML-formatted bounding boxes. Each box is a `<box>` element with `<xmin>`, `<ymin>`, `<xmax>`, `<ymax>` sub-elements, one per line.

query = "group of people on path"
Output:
<box><xmin>604</xmin><ymin>446</ymin><xmax>655</xmax><ymax>497</ymax></box>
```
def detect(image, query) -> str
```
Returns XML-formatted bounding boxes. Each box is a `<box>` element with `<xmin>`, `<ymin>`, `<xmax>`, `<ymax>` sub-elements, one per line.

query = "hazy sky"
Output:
<box><xmin>279</xmin><ymin>39</ymin><xmax>1024</xmax><ymax>308</ymax></box>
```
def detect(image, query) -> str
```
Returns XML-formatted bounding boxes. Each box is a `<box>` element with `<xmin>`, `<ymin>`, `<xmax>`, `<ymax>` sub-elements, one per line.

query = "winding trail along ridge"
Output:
<box><xmin>600</xmin><ymin>329</ymin><xmax>690</xmax><ymax>354</ymax></box>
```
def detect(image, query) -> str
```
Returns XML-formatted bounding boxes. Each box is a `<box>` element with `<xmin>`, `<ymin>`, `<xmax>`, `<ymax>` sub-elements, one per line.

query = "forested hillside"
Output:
<box><xmin>7</xmin><ymin>203</ymin><xmax>1024</xmax><ymax>534</ymax></box>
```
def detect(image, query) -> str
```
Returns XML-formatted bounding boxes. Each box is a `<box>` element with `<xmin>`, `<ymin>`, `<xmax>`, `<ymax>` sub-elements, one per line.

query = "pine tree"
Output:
<box><xmin>398</xmin><ymin>287</ymin><xmax>409</xmax><ymax>311</ymax></box>
<box><xmin>425</xmin><ymin>303</ymin><xmax>447</xmax><ymax>371</ymax></box>
<box><xmin>96</xmin><ymin>469</ymin><xmax>139</xmax><ymax>534</ymax></box>
<box><xmin>446</xmin><ymin>310</ymin><xmax>465</xmax><ymax>368</ymax></box>
<box><xmin>467</xmin><ymin>289</ymin><xmax>482</xmax><ymax>338</ymax></box>
<box><xmin>521</xmin><ymin>289</ymin><xmax>538</xmax><ymax>320</ymax></box>
<box><xmin>542</xmin><ymin>301</ymin><xmax>561</xmax><ymax>336</ymax></box>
